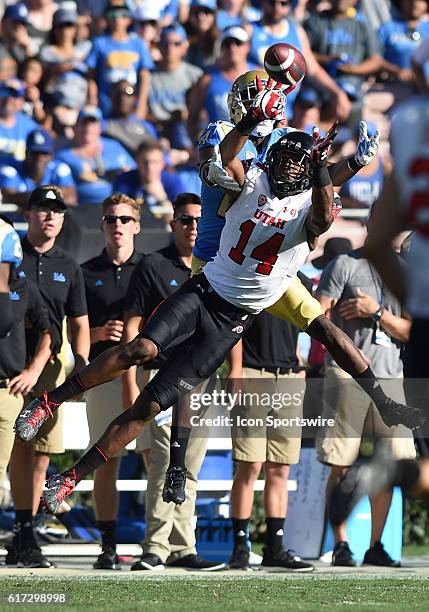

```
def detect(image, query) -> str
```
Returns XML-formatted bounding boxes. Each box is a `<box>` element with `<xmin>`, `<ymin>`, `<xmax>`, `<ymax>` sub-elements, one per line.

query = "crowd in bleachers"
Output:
<box><xmin>0</xmin><ymin>0</ymin><xmax>427</xmax><ymax>231</ymax></box>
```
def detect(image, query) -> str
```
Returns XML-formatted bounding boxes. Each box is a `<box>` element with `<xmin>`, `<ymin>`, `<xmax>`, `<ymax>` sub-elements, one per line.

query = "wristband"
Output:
<box><xmin>347</xmin><ymin>156</ymin><xmax>364</xmax><ymax>174</ymax></box>
<box><xmin>371</xmin><ymin>306</ymin><xmax>384</xmax><ymax>323</ymax></box>
<box><xmin>236</xmin><ymin>111</ymin><xmax>260</xmax><ymax>136</ymax></box>
<box><xmin>312</xmin><ymin>165</ymin><xmax>332</xmax><ymax>188</ymax></box>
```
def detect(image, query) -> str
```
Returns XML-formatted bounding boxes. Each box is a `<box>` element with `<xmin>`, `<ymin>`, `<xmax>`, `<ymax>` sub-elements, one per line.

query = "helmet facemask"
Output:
<box><xmin>267</xmin><ymin>136</ymin><xmax>313</xmax><ymax>198</ymax></box>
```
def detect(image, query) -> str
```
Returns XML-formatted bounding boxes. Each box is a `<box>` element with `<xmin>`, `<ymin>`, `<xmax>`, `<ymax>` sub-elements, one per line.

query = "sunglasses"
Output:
<box><xmin>33</xmin><ymin>206</ymin><xmax>66</xmax><ymax>216</ymax></box>
<box><xmin>138</xmin><ymin>20</ymin><xmax>157</xmax><ymax>27</ymax></box>
<box><xmin>268</xmin><ymin>0</ymin><xmax>289</xmax><ymax>5</ymax></box>
<box><xmin>192</xmin><ymin>7</ymin><xmax>214</xmax><ymax>16</ymax></box>
<box><xmin>102</xmin><ymin>214</ymin><xmax>137</xmax><ymax>224</ymax></box>
<box><xmin>222</xmin><ymin>38</ymin><xmax>245</xmax><ymax>47</ymax></box>
<box><xmin>174</xmin><ymin>215</ymin><xmax>201</xmax><ymax>226</ymax></box>
<box><xmin>161</xmin><ymin>40</ymin><xmax>183</xmax><ymax>47</ymax></box>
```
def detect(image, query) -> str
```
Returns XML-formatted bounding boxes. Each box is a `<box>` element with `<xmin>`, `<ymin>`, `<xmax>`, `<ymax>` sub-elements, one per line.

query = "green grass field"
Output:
<box><xmin>1</xmin><ymin>577</ymin><xmax>429</xmax><ymax>611</ymax></box>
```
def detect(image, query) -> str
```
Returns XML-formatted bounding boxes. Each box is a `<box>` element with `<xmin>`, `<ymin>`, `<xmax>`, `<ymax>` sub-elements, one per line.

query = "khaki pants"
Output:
<box><xmin>316</xmin><ymin>366</ymin><xmax>416</xmax><ymax>467</ymax></box>
<box><xmin>232</xmin><ymin>368</ymin><xmax>303</xmax><ymax>465</ymax></box>
<box><xmin>135</xmin><ymin>369</ymin><xmax>209</xmax><ymax>562</ymax></box>
<box><xmin>0</xmin><ymin>388</ymin><xmax>24</xmax><ymax>481</ymax></box>
<box><xmin>24</xmin><ymin>357</ymin><xmax>67</xmax><ymax>454</ymax></box>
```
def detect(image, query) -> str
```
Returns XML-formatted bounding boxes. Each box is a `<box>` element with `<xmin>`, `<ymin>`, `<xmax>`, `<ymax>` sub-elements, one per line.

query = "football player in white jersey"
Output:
<box><xmin>328</xmin><ymin>84</ymin><xmax>429</xmax><ymax>526</ymax></box>
<box><xmin>14</xmin><ymin>81</ymin><xmax>425</xmax><ymax>513</ymax></box>
<box><xmin>0</xmin><ymin>215</ymin><xmax>23</xmax><ymax>338</ymax></box>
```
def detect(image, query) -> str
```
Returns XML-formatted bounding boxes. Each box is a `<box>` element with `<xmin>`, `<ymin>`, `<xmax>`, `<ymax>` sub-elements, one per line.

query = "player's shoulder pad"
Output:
<box><xmin>198</xmin><ymin>120</ymin><xmax>235</xmax><ymax>149</ymax></box>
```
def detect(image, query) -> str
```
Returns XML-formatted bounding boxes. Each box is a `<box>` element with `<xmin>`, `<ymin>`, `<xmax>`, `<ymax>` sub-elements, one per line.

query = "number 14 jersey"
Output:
<box><xmin>204</xmin><ymin>163</ymin><xmax>312</xmax><ymax>313</ymax></box>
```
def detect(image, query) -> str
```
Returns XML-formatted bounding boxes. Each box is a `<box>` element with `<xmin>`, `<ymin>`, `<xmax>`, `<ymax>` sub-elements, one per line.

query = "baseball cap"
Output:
<box><xmin>53</xmin><ymin>8</ymin><xmax>78</xmax><ymax>27</ymax></box>
<box><xmin>77</xmin><ymin>105</ymin><xmax>103</xmax><ymax>122</ymax></box>
<box><xmin>105</xmin><ymin>0</ymin><xmax>130</xmax><ymax>18</ymax></box>
<box><xmin>220</xmin><ymin>26</ymin><xmax>249</xmax><ymax>44</ymax></box>
<box><xmin>3</xmin><ymin>3</ymin><xmax>29</xmax><ymax>23</ymax></box>
<box><xmin>191</xmin><ymin>0</ymin><xmax>217</xmax><ymax>11</ymax></box>
<box><xmin>132</xmin><ymin>5</ymin><xmax>161</xmax><ymax>22</ymax></box>
<box><xmin>312</xmin><ymin>237</ymin><xmax>353</xmax><ymax>270</ymax></box>
<box><xmin>27</xmin><ymin>186</ymin><xmax>67</xmax><ymax>210</ymax></box>
<box><xmin>160</xmin><ymin>24</ymin><xmax>187</xmax><ymax>44</ymax></box>
<box><xmin>26</xmin><ymin>129</ymin><xmax>54</xmax><ymax>154</ymax></box>
<box><xmin>0</xmin><ymin>78</ymin><xmax>25</xmax><ymax>98</ymax></box>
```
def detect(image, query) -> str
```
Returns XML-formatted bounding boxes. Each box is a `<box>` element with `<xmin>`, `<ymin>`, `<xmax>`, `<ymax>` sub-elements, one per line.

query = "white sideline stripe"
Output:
<box><xmin>72</xmin><ymin>479</ymin><xmax>297</xmax><ymax>492</ymax></box>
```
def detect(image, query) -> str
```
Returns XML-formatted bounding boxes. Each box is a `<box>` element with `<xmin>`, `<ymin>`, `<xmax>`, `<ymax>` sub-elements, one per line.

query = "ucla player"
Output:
<box><xmin>0</xmin><ymin>216</ymin><xmax>23</xmax><ymax>338</ymax></box>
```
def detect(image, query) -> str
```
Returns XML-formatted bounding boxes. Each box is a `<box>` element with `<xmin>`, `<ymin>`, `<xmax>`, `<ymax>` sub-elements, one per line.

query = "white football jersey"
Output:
<box><xmin>204</xmin><ymin>163</ymin><xmax>311</xmax><ymax>313</ymax></box>
<box><xmin>390</xmin><ymin>97</ymin><xmax>429</xmax><ymax>318</ymax></box>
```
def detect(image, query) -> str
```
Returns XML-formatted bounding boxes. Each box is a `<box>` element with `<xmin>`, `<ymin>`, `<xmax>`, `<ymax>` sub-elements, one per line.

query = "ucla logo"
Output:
<box><xmin>9</xmin><ymin>291</ymin><xmax>20</xmax><ymax>301</ymax></box>
<box><xmin>53</xmin><ymin>272</ymin><xmax>66</xmax><ymax>283</ymax></box>
<box><xmin>95</xmin><ymin>279</ymin><xmax>104</xmax><ymax>286</ymax></box>
<box><xmin>258</xmin><ymin>194</ymin><xmax>267</xmax><ymax>207</ymax></box>
<box><xmin>170</xmin><ymin>279</ymin><xmax>178</xmax><ymax>287</ymax></box>
<box><xmin>18</xmin><ymin>270</ymin><xmax>26</xmax><ymax>278</ymax></box>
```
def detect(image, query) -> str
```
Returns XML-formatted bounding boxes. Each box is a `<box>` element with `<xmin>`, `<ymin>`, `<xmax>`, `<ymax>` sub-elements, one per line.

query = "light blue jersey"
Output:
<box><xmin>194</xmin><ymin>121</ymin><xmax>293</xmax><ymax>262</ymax></box>
<box><xmin>0</xmin><ymin>160</ymin><xmax>75</xmax><ymax>193</ymax></box>
<box><xmin>0</xmin><ymin>219</ymin><xmax>22</xmax><ymax>268</ymax></box>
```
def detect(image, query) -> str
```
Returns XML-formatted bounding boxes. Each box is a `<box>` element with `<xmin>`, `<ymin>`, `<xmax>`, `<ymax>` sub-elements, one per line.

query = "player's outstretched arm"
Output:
<box><xmin>328</xmin><ymin>121</ymin><xmax>381</xmax><ymax>186</ymax></box>
<box><xmin>220</xmin><ymin>76</ymin><xmax>286</xmax><ymax>189</ymax></box>
<box><xmin>306</xmin><ymin>122</ymin><xmax>337</xmax><ymax>247</ymax></box>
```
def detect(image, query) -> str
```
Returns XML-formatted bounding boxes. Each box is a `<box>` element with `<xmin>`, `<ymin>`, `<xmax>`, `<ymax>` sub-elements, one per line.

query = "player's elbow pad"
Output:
<box><xmin>0</xmin><ymin>292</ymin><xmax>13</xmax><ymax>338</ymax></box>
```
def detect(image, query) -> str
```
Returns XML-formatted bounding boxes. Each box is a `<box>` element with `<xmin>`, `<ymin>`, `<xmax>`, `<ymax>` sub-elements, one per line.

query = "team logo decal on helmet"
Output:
<box><xmin>266</xmin><ymin>131</ymin><xmax>313</xmax><ymax>197</ymax></box>
<box><xmin>258</xmin><ymin>194</ymin><xmax>268</xmax><ymax>207</ymax></box>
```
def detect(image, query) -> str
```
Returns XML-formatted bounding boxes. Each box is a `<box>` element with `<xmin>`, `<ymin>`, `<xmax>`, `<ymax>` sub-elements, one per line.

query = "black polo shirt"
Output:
<box><xmin>243</xmin><ymin>272</ymin><xmax>313</xmax><ymax>371</ymax></box>
<box><xmin>18</xmin><ymin>236</ymin><xmax>88</xmax><ymax>355</ymax></box>
<box><xmin>0</xmin><ymin>274</ymin><xmax>50</xmax><ymax>379</ymax></box>
<box><xmin>82</xmin><ymin>249</ymin><xmax>142</xmax><ymax>360</ymax></box>
<box><xmin>126</xmin><ymin>242</ymin><xmax>191</xmax><ymax>368</ymax></box>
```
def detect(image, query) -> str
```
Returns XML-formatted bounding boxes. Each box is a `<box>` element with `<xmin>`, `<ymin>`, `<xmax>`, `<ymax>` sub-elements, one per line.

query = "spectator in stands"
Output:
<box><xmin>56</xmin><ymin>106</ymin><xmax>135</xmax><ymax>222</ymax></box>
<box><xmin>18</xmin><ymin>58</ymin><xmax>46</xmax><ymax>124</ymax></box>
<box><xmin>8</xmin><ymin>186</ymin><xmax>89</xmax><ymax>569</ymax></box>
<box><xmin>315</xmin><ymin>206</ymin><xmax>416</xmax><ymax>567</ymax></box>
<box><xmin>81</xmin><ymin>193</ymin><xmax>142</xmax><ymax>570</ymax></box>
<box><xmin>0</xmin><ymin>47</ymin><xmax>17</xmax><ymax>82</ymax></box>
<box><xmin>132</xmin><ymin>5</ymin><xmax>162</xmax><ymax>63</ymax></box>
<box><xmin>187</xmin><ymin>26</ymin><xmax>253</xmax><ymax>137</ymax></box>
<box><xmin>378</xmin><ymin>0</ymin><xmax>429</xmax><ymax>103</ymax></box>
<box><xmin>0</xmin><ymin>128</ymin><xmax>76</xmax><ymax>212</ymax></box>
<box><xmin>185</xmin><ymin>0</ymin><xmax>219</xmax><ymax>70</ymax></box>
<box><xmin>39</xmin><ymin>7</ymin><xmax>91</xmax><ymax>113</ymax></box>
<box><xmin>113</xmin><ymin>140</ymin><xmax>181</xmax><ymax>228</ymax></box>
<box><xmin>102</xmin><ymin>80</ymin><xmax>158</xmax><ymax>155</ymax></box>
<box><xmin>0</xmin><ymin>255</ymin><xmax>51</xmax><ymax>568</ymax></box>
<box><xmin>291</xmin><ymin>86</ymin><xmax>323</xmax><ymax>133</ymax></box>
<box><xmin>217</xmin><ymin>0</ymin><xmax>261</xmax><ymax>30</ymax></box>
<box><xmin>0</xmin><ymin>78</ymin><xmax>38</xmax><ymax>164</ymax></box>
<box><xmin>123</xmin><ymin>192</ymin><xmax>224</xmax><ymax>572</ymax></box>
<box><xmin>229</xmin><ymin>306</ymin><xmax>314</xmax><ymax>572</ymax></box>
<box><xmin>0</xmin><ymin>3</ymin><xmax>36</xmax><ymax>64</ymax></box>
<box><xmin>248</xmin><ymin>0</ymin><xmax>352</xmax><ymax>122</ymax></box>
<box><xmin>86</xmin><ymin>0</ymin><xmax>153</xmax><ymax>118</ymax></box>
<box><xmin>339</xmin><ymin>122</ymin><xmax>384</xmax><ymax>210</ymax></box>
<box><xmin>304</xmin><ymin>0</ymin><xmax>383</xmax><ymax>127</ymax></box>
<box><xmin>148</xmin><ymin>24</ymin><xmax>202</xmax><ymax>150</ymax></box>
<box><xmin>26</xmin><ymin>0</ymin><xmax>57</xmax><ymax>54</ymax></box>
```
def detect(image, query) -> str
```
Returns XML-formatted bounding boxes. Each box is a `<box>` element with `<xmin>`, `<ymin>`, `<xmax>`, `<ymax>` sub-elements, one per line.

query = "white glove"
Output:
<box><xmin>207</xmin><ymin>145</ymin><xmax>241</xmax><ymax>192</ymax></box>
<box><xmin>354</xmin><ymin>121</ymin><xmax>380</xmax><ymax>167</ymax></box>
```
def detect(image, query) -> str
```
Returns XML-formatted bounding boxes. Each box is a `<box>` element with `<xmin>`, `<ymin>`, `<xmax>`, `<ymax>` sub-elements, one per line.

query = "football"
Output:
<box><xmin>263</xmin><ymin>43</ymin><xmax>307</xmax><ymax>88</ymax></box>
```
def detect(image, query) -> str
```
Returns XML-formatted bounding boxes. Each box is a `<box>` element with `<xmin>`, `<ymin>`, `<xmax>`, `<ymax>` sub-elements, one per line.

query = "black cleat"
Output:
<box><xmin>93</xmin><ymin>547</ymin><xmax>122</xmax><ymax>570</ymax></box>
<box><xmin>330</xmin><ymin>443</ymin><xmax>396</xmax><ymax>527</ymax></box>
<box><xmin>5</xmin><ymin>534</ymin><xmax>20</xmax><ymax>566</ymax></box>
<box><xmin>363</xmin><ymin>541</ymin><xmax>401</xmax><ymax>567</ymax></box>
<box><xmin>261</xmin><ymin>547</ymin><xmax>314</xmax><ymax>572</ymax></box>
<box><xmin>167</xmin><ymin>554</ymin><xmax>225</xmax><ymax>571</ymax></box>
<box><xmin>162</xmin><ymin>466</ymin><xmax>187</xmax><ymax>505</ymax></box>
<box><xmin>228</xmin><ymin>545</ymin><xmax>251</xmax><ymax>570</ymax></box>
<box><xmin>331</xmin><ymin>541</ymin><xmax>356</xmax><ymax>567</ymax></box>
<box><xmin>379</xmin><ymin>397</ymin><xmax>425</xmax><ymax>431</ymax></box>
<box><xmin>18</xmin><ymin>545</ymin><xmax>55</xmax><ymax>568</ymax></box>
<box><xmin>131</xmin><ymin>553</ymin><xmax>165</xmax><ymax>571</ymax></box>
